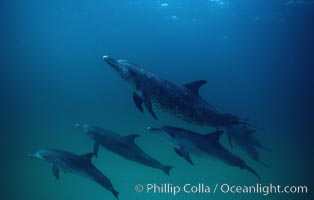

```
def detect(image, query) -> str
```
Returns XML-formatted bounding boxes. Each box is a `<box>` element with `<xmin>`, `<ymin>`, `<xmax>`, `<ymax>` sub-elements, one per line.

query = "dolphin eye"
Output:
<box><xmin>42</xmin><ymin>155</ymin><xmax>48</xmax><ymax>159</ymax></box>
<box><xmin>128</xmin><ymin>69</ymin><xmax>136</xmax><ymax>76</ymax></box>
<box><xmin>169</xmin><ymin>133</ymin><xmax>176</xmax><ymax>138</ymax></box>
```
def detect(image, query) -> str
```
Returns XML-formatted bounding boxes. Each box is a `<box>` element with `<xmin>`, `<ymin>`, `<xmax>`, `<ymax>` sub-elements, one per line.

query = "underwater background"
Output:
<box><xmin>1</xmin><ymin>0</ymin><xmax>313</xmax><ymax>200</ymax></box>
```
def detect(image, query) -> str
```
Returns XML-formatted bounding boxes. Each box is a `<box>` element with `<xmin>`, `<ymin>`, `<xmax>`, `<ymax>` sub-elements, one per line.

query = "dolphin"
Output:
<box><xmin>76</xmin><ymin>123</ymin><xmax>173</xmax><ymax>176</ymax></box>
<box><xmin>225</xmin><ymin>124</ymin><xmax>270</xmax><ymax>166</ymax></box>
<box><xmin>147</xmin><ymin>126</ymin><xmax>261</xmax><ymax>180</ymax></box>
<box><xmin>102</xmin><ymin>55</ymin><xmax>266</xmax><ymax>161</ymax></box>
<box><xmin>102</xmin><ymin>55</ymin><xmax>253</xmax><ymax>127</ymax></box>
<box><xmin>28</xmin><ymin>148</ymin><xmax>119</xmax><ymax>199</ymax></box>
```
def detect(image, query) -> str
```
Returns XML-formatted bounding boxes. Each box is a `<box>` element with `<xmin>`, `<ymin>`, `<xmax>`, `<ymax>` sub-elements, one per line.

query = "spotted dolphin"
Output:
<box><xmin>76</xmin><ymin>124</ymin><xmax>173</xmax><ymax>176</ymax></box>
<box><xmin>102</xmin><ymin>55</ymin><xmax>253</xmax><ymax>127</ymax></box>
<box><xmin>147</xmin><ymin>126</ymin><xmax>261</xmax><ymax>180</ymax></box>
<box><xmin>28</xmin><ymin>148</ymin><xmax>119</xmax><ymax>199</ymax></box>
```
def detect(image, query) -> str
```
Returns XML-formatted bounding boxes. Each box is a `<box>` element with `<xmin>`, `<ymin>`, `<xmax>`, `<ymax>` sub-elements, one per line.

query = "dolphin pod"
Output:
<box><xmin>29</xmin><ymin>55</ymin><xmax>268</xmax><ymax>199</ymax></box>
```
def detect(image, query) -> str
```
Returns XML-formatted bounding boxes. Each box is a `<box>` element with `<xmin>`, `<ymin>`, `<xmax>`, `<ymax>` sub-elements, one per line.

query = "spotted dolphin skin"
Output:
<box><xmin>103</xmin><ymin>55</ymin><xmax>248</xmax><ymax>127</ymax></box>
<box><xmin>147</xmin><ymin>126</ymin><xmax>261</xmax><ymax>180</ymax></box>
<box><xmin>28</xmin><ymin>149</ymin><xmax>119</xmax><ymax>199</ymax></box>
<box><xmin>76</xmin><ymin>123</ymin><xmax>173</xmax><ymax>176</ymax></box>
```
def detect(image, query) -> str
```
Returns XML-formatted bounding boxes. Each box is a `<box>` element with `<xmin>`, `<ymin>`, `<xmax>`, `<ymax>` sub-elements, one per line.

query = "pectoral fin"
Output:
<box><xmin>227</xmin><ymin>133</ymin><xmax>233</xmax><ymax>148</ymax></box>
<box><xmin>133</xmin><ymin>92</ymin><xmax>144</xmax><ymax>112</ymax></box>
<box><xmin>52</xmin><ymin>164</ymin><xmax>60</xmax><ymax>180</ymax></box>
<box><xmin>93</xmin><ymin>142</ymin><xmax>99</xmax><ymax>158</ymax></box>
<box><xmin>142</xmin><ymin>91</ymin><xmax>157</xmax><ymax>120</ymax></box>
<box><xmin>174</xmin><ymin>147</ymin><xmax>194</xmax><ymax>166</ymax></box>
<box><xmin>225</xmin><ymin>126</ymin><xmax>234</xmax><ymax>147</ymax></box>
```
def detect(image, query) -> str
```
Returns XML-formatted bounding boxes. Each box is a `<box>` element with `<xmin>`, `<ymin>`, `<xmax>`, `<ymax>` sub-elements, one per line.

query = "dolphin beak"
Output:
<box><xmin>28</xmin><ymin>153</ymin><xmax>40</xmax><ymax>159</ymax></box>
<box><xmin>103</xmin><ymin>55</ymin><xmax>121</xmax><ymax>72</ymax></box>
<box><xmin>76</xmin><ymin>123</ymin><xmax>89</xmax><ymax>132</ymax></box>
<box><xmin>147</xmin><ymin>126</ymin><xmax>159</xmax><ymax>133</ymax></box>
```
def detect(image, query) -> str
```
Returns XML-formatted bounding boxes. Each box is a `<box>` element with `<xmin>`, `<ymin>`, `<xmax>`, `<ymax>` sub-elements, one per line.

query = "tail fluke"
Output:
<box><xmin>258</xmin><ymin>160</ymin><xmax>269</xmax><ymax>168</ymax></box>
<box><xmin>254</xmin><ymin>140</ymin><xmax>272</xmax><ymax>151</ymax></box>
<box><xmin>112</xmin><ymin>190</ymin><xmax>119</xmax><ymax>199</ymax></box>
<box><xmin>257</xmin><ymin>145</ymin><xmax>272</xmax><ymax>151</ymax></box>
<box><xmin>241</xmin><ymin>165</ymin><xmax>261</xmax><ymax>180</ymax></box>
<box><xmin>161</xmin><ymin>165</ymin><xmax>174</xmax><ymax>176</ymax></box>
<box><xmin>247</xmin><ymin>147</ymin><xmax>269</xmax><ymax>168</ymax></box>
<box><xmin>227</xmin><ymin>132</ymin><xmax>233</xmax><ymax>148</ymax></box>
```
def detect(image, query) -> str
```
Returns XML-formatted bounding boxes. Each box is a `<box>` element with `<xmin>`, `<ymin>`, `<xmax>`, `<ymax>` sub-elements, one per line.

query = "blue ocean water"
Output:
<box><xmin>1</xmin><ymin>0</ymin><xmax>313</xmax><ymax>200</ymax></box>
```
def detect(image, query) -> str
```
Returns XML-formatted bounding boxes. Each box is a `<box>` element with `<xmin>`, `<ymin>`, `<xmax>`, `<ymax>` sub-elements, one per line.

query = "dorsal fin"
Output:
<box><xmin>80</xmin><ymin>153</ymin><xmax>95</xmax><ymax>163</ymax></box>
<box><xmin>204</xmin><ymin>129</ymin><xmax>224</xmax><ymax>141</ymax></box>
<box><xmin>125</xmin><ymin>134</ymin><xmax>140</xmax><ymax>143</ymax></box>
<box><xmin>183</xmin><ymin>80</ymin><xmax>207</xmax><ymax>95</ymax></box>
